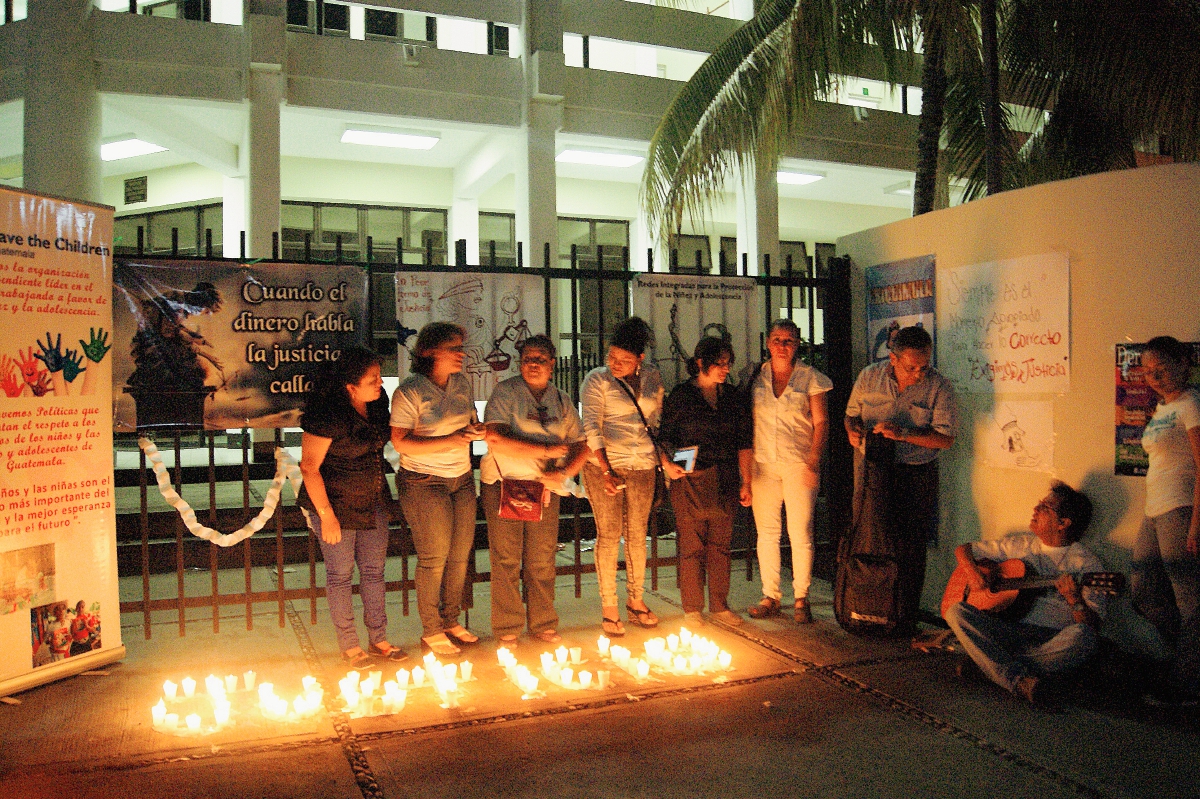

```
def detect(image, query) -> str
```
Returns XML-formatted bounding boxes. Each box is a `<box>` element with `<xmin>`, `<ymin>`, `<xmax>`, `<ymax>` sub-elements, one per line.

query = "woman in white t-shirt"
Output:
<box><xmin>391</xmin><ymin>322</ymin><xmax>486</xmax><ymax>657</ymax></box>
<box><xmin>481</xmin><ymin>335</ymin><xmax>590</xmax><ymax>645</ymax></box>
<box><xmin>1132</xmin><ymin>335</ymin><xmax>1200</xmax><ymax>705</ymax></box>
<box><xmin>745</xmin><ymin>319</ymin><xmax>833</xmax><ymax>624</ymax></box>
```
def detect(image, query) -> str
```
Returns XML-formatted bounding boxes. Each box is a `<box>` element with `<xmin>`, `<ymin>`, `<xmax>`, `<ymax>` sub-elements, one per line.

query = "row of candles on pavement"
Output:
<box><xmin>151</xmin><ymin>628</ymin><xmax>732</xmax><ymax>731</ymax></box>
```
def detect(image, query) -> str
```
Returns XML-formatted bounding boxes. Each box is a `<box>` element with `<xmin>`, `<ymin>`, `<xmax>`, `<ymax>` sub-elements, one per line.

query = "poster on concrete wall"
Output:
<box><xmin>980</xmin><ymin>400</ymin><xmax>1055</xmax><ymax>472</ymax></box>
<box><xmin>0</xmin><ymin>186</ymin><xmax>124</xmax><ymax>696</ymax></box>
<box><xmin>112</xmin><ymin>261</ymin><xmax>369</xmax><ymax>431</ymax></box>
<box><xmin>395</xmin><ymin>270</ymin><xmax>546</xmax><ymax>401</ymax></box>
<box><xmin>631</xmin><ymin>273</ymin><xmax>758</xmax><ymax>392</ymax></box>
<box><xmin>865</xmin><ymin>254</ymin><xmax>936</xmax><ymax>364</ymax></box>
<box><xmin>1115</xmin><ymin>341</ymin><xmax>1200</xmax><ymax>476</ymax></box>
<box><xmin>938</xmin><ymin>253</ymin><xmax>1070</xmax><ymax>394</ymax></box>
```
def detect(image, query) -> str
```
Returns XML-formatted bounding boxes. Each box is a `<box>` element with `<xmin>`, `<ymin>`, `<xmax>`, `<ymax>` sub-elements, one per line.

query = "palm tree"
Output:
<box><xmin>643</xmin><ymin>0</ymin><xmax>1199</xmax><ymax>236</ymax></box>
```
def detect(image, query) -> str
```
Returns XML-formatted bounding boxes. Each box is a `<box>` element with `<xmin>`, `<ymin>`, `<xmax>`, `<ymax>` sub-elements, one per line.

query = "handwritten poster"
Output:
<box><xmin>631</xmin><ymin>274</ymin><xmax>758</xmax><ymax>392</ymax></box>
<box><xmin>0</xmin><ymin>186</ymin><xmax>124</xmax><ymax>697</ymax></box>
<box><xmin>395</xmin><ymin>271</ymin><xmax>546</xmax><ymax>401</ymax></box>
<box><xmin>865</xmin><ymin>254</ymin><xmax>936</xmax><ymax>363</ymax></box>
<box><xmin>112</xmin><ymin>261</ymin><xmax>369</xmax><ymax>431</ymax></box>
<box><xmin>1115</xmin><ymin>341</ymin><xmax>1200</xmax><ymax>476</ymax></box>
<box><xmin>938</xmin><ymin>253</ymin><xmax>1070</xmax><ymax>393</ymax></box>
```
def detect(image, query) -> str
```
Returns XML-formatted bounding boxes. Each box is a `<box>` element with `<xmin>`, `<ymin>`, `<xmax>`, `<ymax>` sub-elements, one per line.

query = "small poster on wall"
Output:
<box><xmin>938</xmin><ymin>252</ymin><xmax>1070</xmax><ymax>394</ymax></box>
<box><xmin>980</xmin><ymin>400</ymin><xmax>1055</xmax><ymax>472</ymax></box>
<box><xmin>1115</xmin><ymin>341</ymin><xmax>1200</xmax><ymax>476</ymax></box>
<box><xmin>865</xmin><ymin>254</ymin><xmax>936</xmax><ymax>364</ymax></box>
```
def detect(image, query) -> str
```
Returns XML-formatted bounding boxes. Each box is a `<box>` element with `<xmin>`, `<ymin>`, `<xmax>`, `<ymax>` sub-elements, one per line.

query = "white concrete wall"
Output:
<box><xmin>837</xmin><ymin>163</ymin><xmax>1200</xmax><ymax>652</ymax></box>
<box><xmin>102</xmin><ymin>161</ymin><xmax>223</xmax><ymax>212</ymax></box>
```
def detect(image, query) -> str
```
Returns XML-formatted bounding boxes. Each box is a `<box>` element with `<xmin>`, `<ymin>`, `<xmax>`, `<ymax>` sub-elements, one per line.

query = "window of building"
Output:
<box><xmin>280</xmin><ymin>202</ymin><xmax>447</xmax><ymax>265</ymax></box>
<box><xmin>365</xmin><ymin>8</ymin><xmax>397</xmax><ymax>38</ymax></box>
<box><xmin>558</xmin><ymin>217</ymin><xmax>629</xmax><ymax>356</ymax></box>
<box><xmin>113</xmin><ymin>203</ymin><xmax>221</xmax><ymax>256</ymax></box>
<box><xmin>718</xmin><ymin>236</ymin><xmax>738</xmax><ymax>275</ymax></box>
<box><xmin>669</xmin><ymin>233</ymin><xmax>710</xmax><ymax>273</ymax></box>
<box><xmin>479</xmin><ymin>212</ymin><xmax>516</xmax><ymax>266</ymax></box>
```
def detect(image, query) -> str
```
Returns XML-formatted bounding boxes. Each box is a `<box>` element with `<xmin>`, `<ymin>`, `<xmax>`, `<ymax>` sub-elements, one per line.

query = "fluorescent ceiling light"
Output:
<box><xmin>341</xmin><ymin>128</ymin><xmax>439</xmax><ymax>150</ymax></box>
<box><xmin>883</xmin><ymin>181</ymin><xmax>913</xmax><ymax>196</ymax></box>
<box><xmin>101</xmin><ymin>138</ymin><xmax>167</xmax><ymax>161</ymax></box>
<box><xmin>556</xmin><ymin>149</ymin><xmax>644</xmax><ymax>168</ymax></box>
<box><xmin>776</xmin><ymin>170</ymin><xmax>825</xmax><ymax>185</ymax></box>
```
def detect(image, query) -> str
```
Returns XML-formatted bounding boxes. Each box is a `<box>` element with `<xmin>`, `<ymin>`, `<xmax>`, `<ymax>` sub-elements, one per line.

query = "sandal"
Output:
<box><xmin>601</xmin><ymin>616</ymin><xmax>625</xmax><ymax>637</ymax></box>
<box><xmin>341</xmin><ymin>648</ymin><xmax>373</xmax><ymax>670</ymax></box>
<box><xmin>498</xmin><ymin>634</ymin><xmax>519</xmax><ymax>645</ymax></box>
<box><xmin>421</xmin><ymin>633</ymin><xmax>461</xmax><ymax>657</ymax></box>
<box><xmin>444</xmin><ymin>625</ymin><xmax>480</xmax><ymax>645</ymax></box>
<box><xmin>534</xmin><ymin>629</ymin><xmax>562</xmax><ymax>644</ymax></box>
<box><xmin>748</xmin><ymin>597</ymin><xmax>782</xmax><ymax>619</ymax></box>
<box><xmin>794</xmin><ymin>598</ymin><xmax>813</xmax><ymax>625</ymax></box>
<box><xmin>368</xmin><ymin>642</ymin><xmax>409</xmax><ymax>662</ymax></box>
<box><xmin>625</xmin><ymin>604</ymin><xmax>659</xmax><ymax>628</ymax></box>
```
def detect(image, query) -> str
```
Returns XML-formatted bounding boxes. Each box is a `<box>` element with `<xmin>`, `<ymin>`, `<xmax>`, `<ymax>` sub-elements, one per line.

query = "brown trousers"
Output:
<box><xmin>670</xmin><ymin>467</ymin><xmax>738</xmax><ymax>613</ymax></box>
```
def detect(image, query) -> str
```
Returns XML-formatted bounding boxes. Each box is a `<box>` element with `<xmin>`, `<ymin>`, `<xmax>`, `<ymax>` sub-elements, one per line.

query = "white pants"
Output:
<box><xmin>751</xmin><ymin>460</ymin><xmax>818</xmax><ymax>601</ymax></box>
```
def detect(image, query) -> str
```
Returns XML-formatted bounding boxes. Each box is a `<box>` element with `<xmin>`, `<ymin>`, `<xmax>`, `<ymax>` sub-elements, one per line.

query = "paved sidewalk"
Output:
<box><xmin>1</xmin><ymin>560</ymin><xmax>1197</xmax><ymax>799</ymax></box>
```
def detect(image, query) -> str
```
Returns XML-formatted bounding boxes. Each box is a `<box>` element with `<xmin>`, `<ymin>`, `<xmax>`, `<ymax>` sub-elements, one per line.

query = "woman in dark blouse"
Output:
<box><xmin>659</xmin><ymin>336</ymin><xmax>754</xmax><ymax>627</ymax></box>
<box><xmin>298</xmin><ymin>347</ymin><xmax>407</xmax><ymax>669</ymax></box>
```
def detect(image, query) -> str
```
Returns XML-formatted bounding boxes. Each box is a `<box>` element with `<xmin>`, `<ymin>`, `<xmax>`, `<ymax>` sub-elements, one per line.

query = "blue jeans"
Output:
<box><xmin>397</xmin><ymin>470</ymin><xmax>477</xmax><ymax>638</ymax></box>
<box><xmin>1132</xmin><ymin>506</ymin><xmax>1200</xmax><ymax>691</ymax></box>
<box><xmin>944</xmin><ymin>601</ymin><xmax>1097</xmax><ymax>692</ymax></box>
<box><xmin>305</xmin><ymin>506</ymin><xmax>391</xmax><ymax>654</ymax></box>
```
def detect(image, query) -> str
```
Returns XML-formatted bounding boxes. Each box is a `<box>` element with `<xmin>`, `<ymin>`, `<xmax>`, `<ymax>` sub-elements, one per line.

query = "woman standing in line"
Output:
<box><xmin>299</xmin><ymin>346</ymin><xmax>408</xmax><ymax>669</ymax></box>
<box><xmin>481</xmin><ymin>335</ymin><xmax>590</xmax><ymax>645</ymax></box>
<box><xmin>390</xmin><ymin>323</ymin><xmax>485</xmax><ymax>657</ymax></box>
<box><xmin>1132</xmin><ymin>335</ymin><xmax>1200</xmax><ymax>706</ymax></box>
<box><xmin>659</xmin><ymin>336</ymin><xmax>753</xmax><ymax>627</ymax></box>
<box><xmin>745</xmin><ymin>319</ymin><xmax>832</xmax><ymax>624</ymax></box>
<box><xmin>580</xmin><ymin>317</ymin><xmax>669</xmax><ymax>636</ymax></box>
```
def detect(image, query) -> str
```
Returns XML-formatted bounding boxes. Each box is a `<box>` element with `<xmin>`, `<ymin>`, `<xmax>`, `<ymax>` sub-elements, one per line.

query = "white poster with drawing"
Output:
<box><xmin>938</xmin><ymin>253</ymin><xmax>1070</xmax><ymax>393</ymax></box>
<box><xmin>980</xmin><ymin>400</ymin><xmax>1055</xmax><ymax>472</ymax></box>
<box><xmin>632</xmin><ymin>274</ymin><xmax>758</xmax><ymax>392</ymax></box>
<box><xmin>394</xmin><ymin>271</ymin><xmax>546</xmax><ymax>401</ymax></box>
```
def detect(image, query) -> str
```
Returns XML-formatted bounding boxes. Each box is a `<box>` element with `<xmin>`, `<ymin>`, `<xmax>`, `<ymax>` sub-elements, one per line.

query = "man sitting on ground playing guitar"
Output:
<box><xmin>944</xmin><ymin>481</ymin><xmax>1114</xmax><ymax>704</ymax></box>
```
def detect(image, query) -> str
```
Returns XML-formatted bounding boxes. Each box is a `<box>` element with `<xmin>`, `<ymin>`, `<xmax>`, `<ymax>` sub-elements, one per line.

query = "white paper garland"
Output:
<box><xmin>138</xmin><ymin>437</ymin><xmax>304</xmax><ymax>548</ymax></box>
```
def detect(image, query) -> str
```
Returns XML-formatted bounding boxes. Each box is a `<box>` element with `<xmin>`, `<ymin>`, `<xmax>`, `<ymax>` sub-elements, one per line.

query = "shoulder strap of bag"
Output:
<box><xmin>613</xmin><ymin>375</ymin><xmax>666</xmax><ymax>466</ymax></box>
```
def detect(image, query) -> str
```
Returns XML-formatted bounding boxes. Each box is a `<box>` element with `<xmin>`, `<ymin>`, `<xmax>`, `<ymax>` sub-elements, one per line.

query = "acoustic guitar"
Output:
<box><xmin>940</xmin><ymin>558</ymin><xmax>1125</xmax><ymax>619</ymax></box>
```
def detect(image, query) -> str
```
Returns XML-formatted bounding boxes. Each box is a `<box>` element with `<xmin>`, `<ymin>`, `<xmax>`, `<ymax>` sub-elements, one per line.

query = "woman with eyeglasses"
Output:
<box><xmin>580</xmin><ymin>317</ymin><xmax>668</xmax><ymax>636</ymax></box>
<box><xmin>659</xmin><ymin>336</ymin><xmax>753</xmax><ymax>627</ymax></box>
<box><xmin>745</xmin><ymin>319</ymin><xmax>832</xmax><ymax>624</ymax></box>
<box><xmin>481</xmin><ymin>335</ymin><xmax>590</xmax><ymax>645</ymax></box>
<box><xmin>298</xmin><ymin>346</ymin><xmax>407</xmax><ymax>669</ymax></box>
<box><xmin>391</xmin><ymin>322</ymin><xmax>486</xmax><ymax>657</ymax></box>
<box><xmin>1131</xmin><ymin>336</ymin><xmax>1200</xmax><ymax>706</ymax></box>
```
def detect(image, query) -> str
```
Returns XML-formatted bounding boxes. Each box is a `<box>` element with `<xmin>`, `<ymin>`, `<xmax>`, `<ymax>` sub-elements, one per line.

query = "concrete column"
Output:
<box><xmin>755</xmin><ymin>158</ymin><xmax>780</xmax><ymax>273</ymax></box>
<box><xmin>23</xmin><ymin>0</ymin><xmax>101</xmax><ymax>204</ymax></box>
<box><xmin>449</xmin><ymin>197</ymin><xmax>479</xmax><ymax>265</ymax></box>
<box><xmin>247</xmin><ymin>66</ymin><xmax>282</xmax><ymax>259</ymax></box>
<box><xmin>516</xmin><ymin>101</ymin><xmax>560</xmax><ymax>269</ymax></box>
<box><xmin>222</xmin><ymin>176</ymin><xmax>247</xmax><ymax>258</ymax></box>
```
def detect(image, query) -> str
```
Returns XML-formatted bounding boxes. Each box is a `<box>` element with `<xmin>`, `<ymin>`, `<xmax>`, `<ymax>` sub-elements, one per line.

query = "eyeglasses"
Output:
<box><xmin>712</xmin><ymin>359</ymin><xmax>733</xmax><ymax>369</ymax></box>
<box><xmin>521</xmin><ymin>356</ymin><xmax>553</xmax><ymax>367</ymax></box>
<box><xmin>1034</xmin><ymin>501</ymin><xmax>1060</xmax><ymax>516</ymax></box>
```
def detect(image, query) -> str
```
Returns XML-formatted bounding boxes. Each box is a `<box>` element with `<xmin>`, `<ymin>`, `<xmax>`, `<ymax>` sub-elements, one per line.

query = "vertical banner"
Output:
<box><xmin>395</xmin><ymin>271</ymin><xmax>546</xmax><ymax>401</ymax></box>
<box><xmin>865</xmin><ymin>254</ymin><xmax>936</xmax><ymax>363</ymax></box>
<box><xmin>0</xmin><ymin>186</ymin><xmax>123</xmax><ymax>696</ymax></box>
<box><xmin>112</xmin><ymin>261</ymin><xmax>369</xmax><ymax>431</ymax></box>
<box><xmin>938</xmin><ymin>253</ymin><xmax>1070</xmax><ymax>393</ymax></box>
<box><xmin>631</xmin><ymin>274</ymin><xmax>758</xmax><ymax>392</ymax></box>
<box><xmin>1115</xmin><ymin>341</ymin><xmax>1200</xmax><ymax>476</ymax></box>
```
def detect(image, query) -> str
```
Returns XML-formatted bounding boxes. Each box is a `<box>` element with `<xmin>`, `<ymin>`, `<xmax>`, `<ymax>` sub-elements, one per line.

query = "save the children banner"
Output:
<box><xmin>395</xmin><ymin>270</ymin><xmax>546</xmax><ymax>401</ymax></box>
<box><xmin>0</xmin><ymin>186</ymin><xmax>124</xmax><ymax>697</ymax></box>
<box><xmin>632</xmin><ymin>273</ymin><xmax>758</xmax><ymax>392</ymax></box>
<box><xmin>112</xmin><ymin>261</ymin><xmax>369</xmax><ymax>431</ymax></box>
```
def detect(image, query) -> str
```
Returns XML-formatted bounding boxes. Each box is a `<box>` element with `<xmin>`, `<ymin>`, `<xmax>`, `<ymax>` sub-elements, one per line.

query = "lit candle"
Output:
<box><xmin>597</xmin><ymin>670</ymin><xmax>611</xmax><ymax>689</ymax></box>
<box><xmin>540</xmin><ymin>653</ymin><xmax>554</xmax><ymax>674</ymax></box>
<box><xmin>718</xmin><ymin>651</ymin><xmax>732</xmax><ymax>669</ymax></box>
<box><xmin>205</xmin><ymin>675</ymin><xmax>221</xmax><ymax>696</ymax></box>
<box><xmin>258</xmin><ymin>683</ymin><xmax>274</xmax><ymax>706</ymax></box>
<box><xmin>163</xmin><ymin>680</ymin><xmax>178</xmax><ymax>701</ymax></box>
<box><xmin>689</xmin><ymin>655</ymin><xmax>702</xmax><ymax>672</ymax></box>
<box><xmin>597</xmin><ymin>635</ymin><xmax>611</xmax><ymax>656</ymax></box>
<box><xmin>460</xmin><ymin>661</ymin><xmax>473</xmax><ymax>681</ymax></box>
<box><xmin>181</xmin><ymin>677</ymin><xmax>196</xmax><ymax>699</ymax></box>
<box><xmin>302</xmin><ymin>675</ymin><xmax>317</xmax><ymax>692</ymax></box>
<box><xmin>569</xmin><ymin>647</ymin><xmax>582</xmax><ymax>665</ymax></box>
<box><xmin>243</xmin><ymin>670</ymin><xmax>256</xmax><ymax>691</ymax></box>
<box><xmin>396</xmin><ymin>668</ymin><xmax>410</xmax><ymax>688</ymax></box>
<box><xmin>346</xmin><ymin>670</ymin><xmax>361</xmax><ymax>687</ymax></box>
<box><xmin>394</xmin><ymin>689</ymin><xmax>408</xmax><ymax>713</ymax></box>
<box><xmin>636</xmin><ymin>660</ymin><xmax>650</xmax><ymax>679</ymax></box>
<box><xmin>344</xmin><ymin>688</ymin><xmax>360</xmax><ymax>712</ymax></box>
<box><xmin>152</xmin><ymin>700</ymin><xmax>166</xmax><ymax>726</ymax></box>
<box><xmin>361</xmin><ymin>678</ymin><xmax>377</xmax><ymax>699</ymax></box>
<box><xmin>293</xmin><ymin>696</ymin><xmax>307</xmax><ymax>716</ymax></box>
<box><xmin>523</xmin><ymin>675</ymin><xmax>539</xmax><ymax>695</ymax></box>
<box><xmin>445</xmin><ymin>663</ymin><xmax>458</xmax><ymax>683</ymax></box>
<box><xmin>553</xmin><ymin>646</ymin><xmax>567</xmax><ymax>665</ymax></box>
<box><xmin>667</xmin><ymin>634</ymin><xmax>679</xmax><ymax>652</ymax></box>
<box><xmin>412</xmin><ymin>667</ymin><xmax>425</xmax><ymax>687</ymax></box>
<box><xmin>213</xmin><ymin>700</ymin><xmax>230</xmax><ymax>726</ymax></box>
<box><xmin>674</xmin><ymin>655</ymin><xmax>687</xmax><ymax>672</ymax></box>
<box><xmin>579</xmin><ymin>671</ymin><xmax>593</xmax><ymax>689</ymax></box>
<box><xmin>560</xmin><ymin>667</ymin><xmax>573</xmax><ymax>686</ymax></box>
<box><xmin>680</xmin><ymin>628</ymin><xmax>693</xmax><ymax>646</ymax></box>
<box><xmin>164</xmin><ymin>713</ymin><xmax>179</xmax><ymax>730</ymax></box>
<box><xmin>185</xmin><ymin>714</ymin><xmax>201</xmax><ymax>732</ymax></box>
<box><xmin>225</xmin><ymin>675</ymin><xmax>238</xmax><ymax>694</ymax></box>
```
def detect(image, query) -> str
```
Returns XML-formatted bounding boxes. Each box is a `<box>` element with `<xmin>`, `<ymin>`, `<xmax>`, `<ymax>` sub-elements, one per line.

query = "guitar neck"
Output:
<box><xmin>993</xmin><ymin>572</ymin><xmax>1113</xmax><ymax>593</ymax></box>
